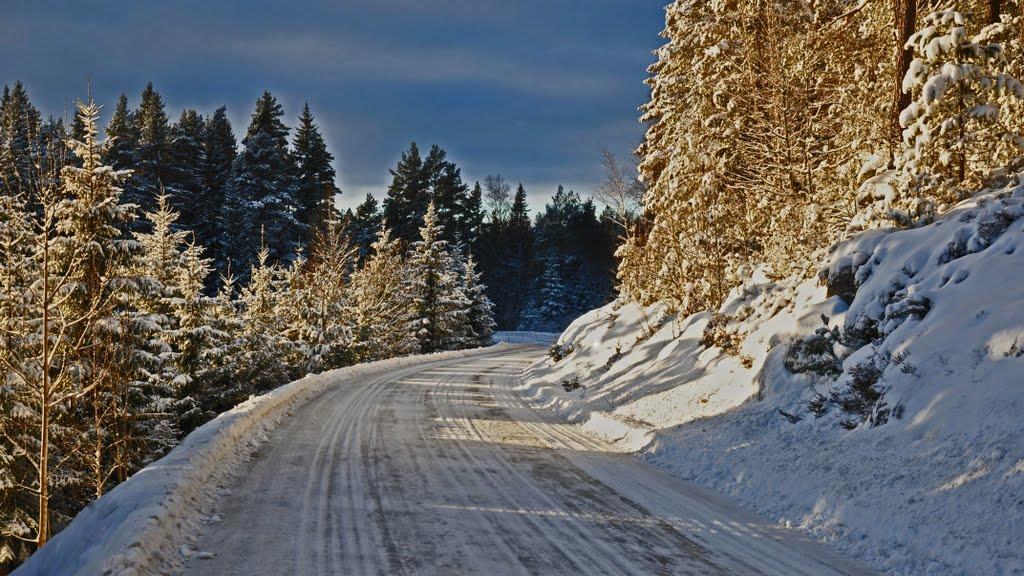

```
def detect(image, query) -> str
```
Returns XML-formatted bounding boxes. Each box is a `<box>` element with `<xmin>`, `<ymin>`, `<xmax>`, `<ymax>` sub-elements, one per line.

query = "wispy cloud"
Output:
<box><xmin>0</xmin><ymin>0</ymin><xmax>664</xmax><ymax>198</ymax></box>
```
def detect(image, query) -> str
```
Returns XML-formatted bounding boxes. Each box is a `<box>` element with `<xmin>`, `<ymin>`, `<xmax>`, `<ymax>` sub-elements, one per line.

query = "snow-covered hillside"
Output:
<box><xmin>520</xmin><ymin>184</ymin><xmax>1024</xmax><ymax>576</ymax></box>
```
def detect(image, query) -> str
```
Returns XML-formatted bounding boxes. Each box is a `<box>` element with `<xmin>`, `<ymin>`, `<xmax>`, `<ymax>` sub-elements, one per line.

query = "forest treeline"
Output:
<box><xmin>0</xmin><ymin>75</ymin><xmax>618</xmax><ymax>561</ymax></box>
<box><xmin>618</xmin><ymin>0</ymin><xmax>1024</xmax><ymax>316</ymax></box>
<box><xmin>0</xmin><ymin>97</ymin><xmax>497</xmax><ymax>566</ymax></box>
<box><xmin>0</xmin><ymin>77</ymin><xmax>622</xmax><ymax>566</ymax></box>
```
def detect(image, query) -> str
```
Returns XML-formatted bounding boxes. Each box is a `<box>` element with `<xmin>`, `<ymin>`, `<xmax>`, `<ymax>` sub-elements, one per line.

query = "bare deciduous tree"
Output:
<box><xmin>594</xmin><ymin>149</ymin><xmax>643</xmax><ymax>237</ymax></box>
<box><xmin>483</xmin><ymin>174</ymin><xmax>511</xmax><ymax>224</ymax></box>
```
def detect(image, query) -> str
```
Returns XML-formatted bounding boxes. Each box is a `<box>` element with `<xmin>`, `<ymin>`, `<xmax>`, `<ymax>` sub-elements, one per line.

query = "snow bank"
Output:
<box><xmin>492</xmin><ymin>331</ymin><xmax>560</xmax><ymax>345</ymax></box>
<box><xmin>14</xmin><ymin>345</ymin><xmax>504</xmax><ymax>576</ymax></box>
<box><xmin>521</xmin><ymin>184</ymin><xmax>1024</xmax><ymax>575</ymax></box>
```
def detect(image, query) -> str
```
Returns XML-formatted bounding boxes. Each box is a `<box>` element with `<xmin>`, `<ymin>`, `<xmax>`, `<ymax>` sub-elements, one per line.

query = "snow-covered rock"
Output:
<box><xmin>520</xmin><ymin>183</ymin><xmax>1024</xmax><ymax>576</ymax></box>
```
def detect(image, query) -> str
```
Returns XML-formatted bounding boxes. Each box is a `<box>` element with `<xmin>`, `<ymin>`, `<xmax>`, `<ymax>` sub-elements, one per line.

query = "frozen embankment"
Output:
<box><xmin>519</xmin><ymin>183</ymin><xmax>1024</xmax><ymax>575</ymax></box>
<box><xmin>492</xmin><ymin>331</ymin><xmax>560</xmax><ymax>345</ymax></box>
<box><xmin>14</xmin><ymin>346</ymin><xmax>502</xmax><ymax>576</ymax></box>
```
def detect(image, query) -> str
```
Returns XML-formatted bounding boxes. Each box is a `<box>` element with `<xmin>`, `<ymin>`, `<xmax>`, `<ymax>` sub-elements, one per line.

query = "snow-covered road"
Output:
<box><xmin>183</xmin><ymin>345</ymin><xmax>875</xmax><ymax>575</ymax></box>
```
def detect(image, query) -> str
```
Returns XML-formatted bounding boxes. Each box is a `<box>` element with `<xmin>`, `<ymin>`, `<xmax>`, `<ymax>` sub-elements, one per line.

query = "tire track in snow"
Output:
<box><xmin>183</xmin><ymin>346</ymin><xmax>877</xmax><ymax>576</ymax></box>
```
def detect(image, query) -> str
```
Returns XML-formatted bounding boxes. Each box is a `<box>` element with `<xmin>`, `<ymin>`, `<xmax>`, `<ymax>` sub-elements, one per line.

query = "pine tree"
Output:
<box><xmin>383</xmin><ymin>142</ymin><xmax>428</xmax><ymax>244</ymax></box>
<box><xmin>457</xmin><ymin>181</ymin><xmax>485</xmax><ymax>250</ymax></box>
<box><xmin>133</xmin><ymin>195</ymin><xmax>215</xmax><ymax>440</ymax></box>
<box><xmin>461</xmin><ymin>253</ymin><xmax>495</xmax><ymax>347</ymax></box>
<box><xmin>0</xmin><ymin>82</ymin><xmax>41</xmax><ymax>198</ymax></box>
<box><xmin>200</xmin><ymin>106</ymin><xmax>236</xmax><ymax>280</ymax></box>
<box><xmin>166</xmin><ymin>109</ymin><xmax>206</xmax><ymax>235</ymax></box>
<box><xmin>407</xmin><ymin>202</ymin><xmax>469</xmax><ymax>353</ymax></box>
<box><xmin>225</xmin><ymin>92</ymin><xmax>302</xmax><ymax>276</ymax></box>
<box><xmin>132</xmin><ymin>82</ymin><xmax>170</xmax><ymax>218</ymax></box>
<box><xmin>0</xmin><ymin>193</ymin><xmax>42</xmax><ymax>563</ymax></box>
<box><xmin>292</xmin><ymin>103</ymin><xmax>340</xmax><ymax>249</ymax></box>
<box><xmin>349</xmin><ymin>193</ymin><xmax>383</xmax><ymax>264</ymax></box>
<box><xmin>348</xmin><ymin>229</ymin><xmax>418</xmax><ymax>361</ymax></box>
<box><xmin>891</xmin><ymin>8</ymin><xmax>1024</xmax><ymax>224</ymax></box>
<box><xmin>281</xmin><ymin>223</ymin><xmax>356</xmax><ymax>373</ymax></box>
<box><xmin>102</xmin><ymin>94</ymin><xmax>139</xmax><ymax>175</ymax></box>
<box><xmin>60</xmin><ymin>98</ymin><xmax>148</xmax><ymax>500</ymax></box>
<box><xmin>238</xmin><ymin>245</ymin><xmax>301</xmax><ymax>393</ymax></box>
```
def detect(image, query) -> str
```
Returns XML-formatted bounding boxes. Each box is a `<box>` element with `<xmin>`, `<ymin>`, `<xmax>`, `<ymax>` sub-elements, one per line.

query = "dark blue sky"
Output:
<box><xmin>2</xmin><ymin>0</ymin><xmax>664</xmax><ymax>209</ymax></box>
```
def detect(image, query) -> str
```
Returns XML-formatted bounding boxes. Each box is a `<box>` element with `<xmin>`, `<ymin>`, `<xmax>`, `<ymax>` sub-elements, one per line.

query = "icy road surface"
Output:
<box><xmin>184</xmin><ymin>346</ymin><xmax>875</xmax><ymax>576</ymax></box>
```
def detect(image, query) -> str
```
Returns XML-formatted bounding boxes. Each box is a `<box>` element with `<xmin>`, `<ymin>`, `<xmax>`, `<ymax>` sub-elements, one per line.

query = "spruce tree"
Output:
<box><xmin>348</xmin><ymin>229</ymin><xmax>418</xmax><ymax>361</ymax></box>
<box><xmin>102</xmin><ymin>94</ymin><xmax>139</xmax><ymax>175</ymax></box>
<box><xmin>0</xmin><ymin>82</ymin><xmax>41</xmax><ymax>198</ymax></box>
<box><xmin>238</xmin><ymin>246</ymin><xmax>301</xmax><ymax>392</ymax></box>
<box><xmin>0</xmin><ymin>193</ymin><xmax>41</xmax><ymax>563</ymax></box>
<box><xmin>461</xmin><ymin>252</ymin><xmax>495</xmax><ymax>347</ymax></box>
<box><xmin>225</xmin><ymin>92</ymin><xmax>302</xmax><ymax>276</ymax></box>
<box><xmin>292</xmin><ymin>103</ymin><xmax>340</xmax><ymax>250</ymax></box>
<box><xmin>501</xmin><ymin>183</ymin><xmax>534</xmax><ymax>328</ymax></box>
<box><xmin>510</xmin><ymin>183</ymin><xmax>530</xmax><ymax>230</ymax></box>
<box><xmin>133</xmin><ymin>195</ymin><xmax>215</xmax><ymax>438</ymax></box>
<box><xmin>168</xmin><ymin>241</ymin><xmax>216</xmax><ymax>435</ymax></box>
<box><xmin>200</xmin><ymin>106</ymin><xmax>236</xmax><ymax>279</ymax></box>
<box><xmin>430</xmin><ymin>153</ymin><xmax>468</xmax><ymax>244</ymax></box>
<box><xmin>458</xmin><ymin>181</ymin><xmax>485</xmax><ymax>250</ymax></box>
<box><xmin>196</xmin><ymin>273</ymin><xmax>249</xmax><ymax>418</ymax></box>
<box><xmin>166</xmin><ymin>109</ymin><xmax>206</xmax><ymax>235</ymax></box>
<box><xmin>61</xmin><ymin>98</ymin><xmax>150</xmax><ymax>499</ymax></box>
<box><xmin>281</xmin><ymin>223</ymin><xmax>355</xmax><ymax>373</ymax></box>
<box><xmin>349</xmin><ymin>193</ymin><xmax>383</xmax><ymax>264</ymax></box>
<box><xmin>383</xmin><ymin>142</ymin><xmax>428</xmax><ymax>244</ymax></box>
<box><xmin>25</xmin><ymin>97</ymin><xmax>132</xmax><ymax>544</ymax></box>
<box><xmin>890</xmin><ymin>9</ymin><xmax>1024</xmax><ymax>224</ymax></box>
<box><xmin>133</xmin><ymin>82</ymin><xmax>170</xmax><ymax>218</ymax></box>
<box><xmin>407</xmin><ymin>202</ymin><xmax>469</xmax><ymax>353</ymax></box>
<box><xmin>524</xmin><ymin>186</ymin><xmax>614</xmax><ymax>331</ymax></box>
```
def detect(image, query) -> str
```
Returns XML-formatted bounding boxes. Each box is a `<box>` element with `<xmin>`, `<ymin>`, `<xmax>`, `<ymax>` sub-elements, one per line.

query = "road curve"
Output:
<box><xmin>183</xmin><ymin>345</ymin><xmax>876</xmax><ymax>576</ymax></box>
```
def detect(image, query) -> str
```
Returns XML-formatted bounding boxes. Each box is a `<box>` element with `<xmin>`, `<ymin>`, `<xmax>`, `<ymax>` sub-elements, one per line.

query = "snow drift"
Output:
<box><xmin>14</xmin><ymin>346</ymin><xmax>504</xmax><ymax>576</ymax></box>
<box><xmin>521</xmin><ymin>183</ymin><xmax>1024</xmax><ymax>576</ymax></box>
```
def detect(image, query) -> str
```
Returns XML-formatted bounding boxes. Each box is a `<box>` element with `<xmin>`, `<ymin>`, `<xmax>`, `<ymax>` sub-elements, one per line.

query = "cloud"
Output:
<box><xmin>1</xmin><ymin>0</ymin><xmax>663</xmax><ymax>210</ymax></box>
<box><xmin>218</xmin><ymin>33</ymin><xmax>625</xmax><ymax>100</ymax></box>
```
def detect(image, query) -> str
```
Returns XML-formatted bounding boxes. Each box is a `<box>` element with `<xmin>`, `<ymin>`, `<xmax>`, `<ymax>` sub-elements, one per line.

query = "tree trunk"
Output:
<box><xmin>36</xmin><ymin>239</ymin><xmax>51</xmax><ymax>548</ymax></box>
<box><xmin>891</xmin><ymin>0</ymin><xmax>918</xmax><ymax>146</ymax></box>
<box><xmin>988</xmin><ymin>0</ymin><xmax>1001</xmax><ymax>24</ymax></box>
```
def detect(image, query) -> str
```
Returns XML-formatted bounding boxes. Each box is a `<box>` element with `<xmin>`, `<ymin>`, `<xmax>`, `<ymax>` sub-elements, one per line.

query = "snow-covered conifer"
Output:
<box><xmin>281</xmin><ymin>223</ymin><xmax>356</xmax><ymax>373</ymax></box>
<box><xmin>292</xmin><ymin>103</ymin><xmax>340</xmax><ymax>248</ymax></box>
<box><xmin>407</xmin><ymin>202</ymin><xmax>469</xmax><ymax>353</ymax></box>
<box><xmin>348</xmin><ymin>229</ymin><xmax>418</xmax><ymax>361</ymax></box>
<box><xmin>461</xmin><ymin>253</ymin><xmax>495</xmax><ymax>347</ymax></box>
<box><xmin>166</xmin><ymin>109</ymin><xmax>206</xmax><ymax>235</ymax></box>
<box><xmin>134</xmin><ymin>194</ymin><xmax>217</xmax><ymax>438</ymax></box>
<box><xmin>238</xmin><ymin>245</ymin><xmax>300</xmax><ymax>393</ymax></box>
<box><xmin>200</xmin><ymin>106</ymin><xmax>236</xmax><ymax>280</ymax></box>
<box><xmin>225</xmin><ymin>92</ymin><xmax>302</xmax><ymax>276</ymax></box>
<box><xmin>60</xmin><ymin>98</ymin><xmax>159</xmax><ymax>498</ymax></box>
<box><xmin>892</xmin><ymin>8</ymin><xmax>1024</xmax><ymax>224</ymax></box>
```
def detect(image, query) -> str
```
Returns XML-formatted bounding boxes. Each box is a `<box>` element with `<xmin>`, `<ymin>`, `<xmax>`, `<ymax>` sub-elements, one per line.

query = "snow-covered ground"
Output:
<box><xmin>520</xmin><ymin>184</ymin><xmax>1024</xmax><ymax>576</ymax></box>
<box><xmin>181</xmin><ymin>347</ymin><xmax>874</xmax><ymax>576</ymax></box>
<box><xmin>492</xmin><ymin>331</ymin><xmax>560</xmax><ymax>345</ymax></box>
<box><xmin>12</xmin><ymin>346</ymin><xmax>504</xmax><ymax>576</ymax></box>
